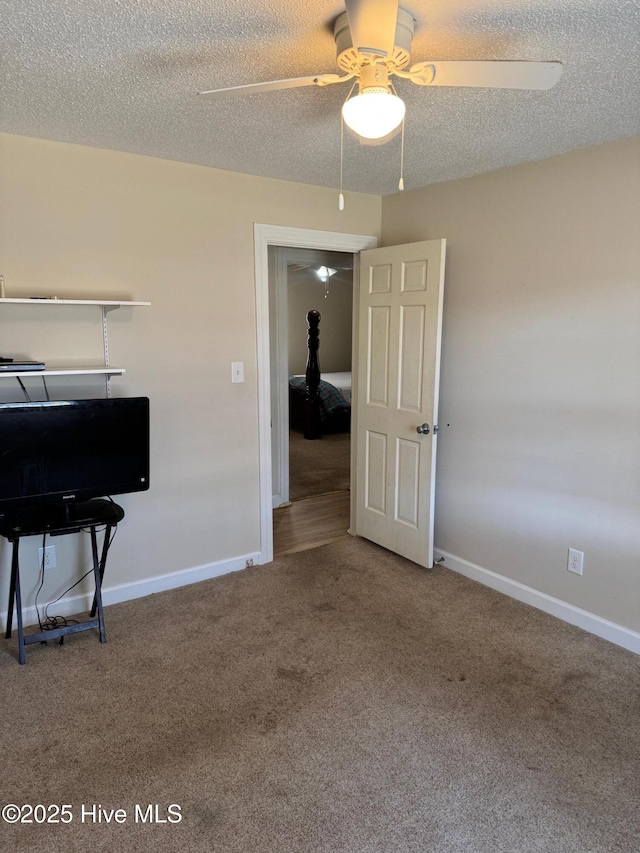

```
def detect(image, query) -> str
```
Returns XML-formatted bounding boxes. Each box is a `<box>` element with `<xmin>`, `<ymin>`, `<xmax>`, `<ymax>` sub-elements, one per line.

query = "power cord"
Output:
<box><xmin>34</xmin><ymin>522</ymin><xmax>119</xmax><ymax>645</ymax></box>
<box><xmin>16</xmin><ymin>377</ymin><xmax>31</xmax><ymax>402</ymax></box>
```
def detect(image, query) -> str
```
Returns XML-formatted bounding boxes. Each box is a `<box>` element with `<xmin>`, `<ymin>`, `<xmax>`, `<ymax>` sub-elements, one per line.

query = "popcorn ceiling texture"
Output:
<box><xmin>2</xmin><ymin>0</ymin><xmax>639</xmax><ymax>194</ymax></box>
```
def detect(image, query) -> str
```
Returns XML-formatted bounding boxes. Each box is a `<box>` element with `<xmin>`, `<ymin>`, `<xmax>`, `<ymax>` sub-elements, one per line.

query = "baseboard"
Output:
<box><xmin>273</xmin><ymin>497</ymin><xmax>292</xmax><ymax>509</ymax></box>
<box><xmin>1</xmin><ymin>551</ymin><xmax>262</xmax><ymax>632</ymax></box>
<box><xmin>7</xmin><ymin>546</ymin><xmax>637</xmax><ymax>655</ymax></box>
<box><xmin>434</xmin><ymin>549</ymin><xmax>640</xmax><ymax>656</ymax></box>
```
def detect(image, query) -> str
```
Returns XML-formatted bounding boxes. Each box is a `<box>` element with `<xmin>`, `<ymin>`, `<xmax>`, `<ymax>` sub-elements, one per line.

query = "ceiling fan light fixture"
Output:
<box><xmin>316</xmin><ymin>266</ymin><xmax>337</xmax><ymax>283</ymax></box>
<box><xmin>341</xmin><ymin>86</ymin><xmax>405</xmax><ymax>140</ymax></box>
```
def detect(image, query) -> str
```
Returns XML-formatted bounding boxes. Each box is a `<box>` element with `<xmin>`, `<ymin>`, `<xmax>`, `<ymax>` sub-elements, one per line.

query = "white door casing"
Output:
<box><xmin>355</xmin><ymin>239</ymin><xmax>446</xmax><ymax>568</ymax></box>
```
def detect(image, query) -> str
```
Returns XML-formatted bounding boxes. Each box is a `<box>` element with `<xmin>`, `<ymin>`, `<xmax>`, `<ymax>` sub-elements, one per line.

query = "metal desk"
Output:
<box><xmin>1</xmin><ymin>499</ymin><xmax>124</xmax><ymax>664</ymax></box>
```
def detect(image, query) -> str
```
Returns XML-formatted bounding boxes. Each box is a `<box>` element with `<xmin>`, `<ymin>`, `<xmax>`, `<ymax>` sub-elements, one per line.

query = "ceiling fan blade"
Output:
<box><xmin>409</xmin><ymin>60</ymin><xmax>563</xmax><ymax>90</ymax></box>
<box><xmin>199</xmin><ymin>74</ymin><xmax>343</xmax><ymax>100</ymax></box>
<box><xmin>345</xmin><ymin>0</ymin><xmax>399</xmax><ymax>58</ymax></box>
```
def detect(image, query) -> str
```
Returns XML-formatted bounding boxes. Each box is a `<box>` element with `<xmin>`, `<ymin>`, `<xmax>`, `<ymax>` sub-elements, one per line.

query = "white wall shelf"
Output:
<box><xmin>0</xmin><ymin>298</ymin><xmax>149</xmax><ymax>394</ymax></box>
<box><xmin>0</xmin><ymin>367</ymin><xmax>125</xmax><ymax>379</ymax></box>
<box><xmin>0</xmin><ymin>298</ymin><xmax>150</xmax><ymax>307</ymax></box>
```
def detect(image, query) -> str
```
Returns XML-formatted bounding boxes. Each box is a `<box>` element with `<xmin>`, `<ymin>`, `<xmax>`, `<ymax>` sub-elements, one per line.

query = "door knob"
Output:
<box><xmin>416</xmin><ymin>423</ymin><xmax>430</xmax><ymax>435</ymax></box>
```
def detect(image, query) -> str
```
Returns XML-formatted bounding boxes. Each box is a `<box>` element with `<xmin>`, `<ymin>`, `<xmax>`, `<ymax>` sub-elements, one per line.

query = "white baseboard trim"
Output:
<box><xmin>1</xmin><ymin>551</ymin><xmax>262</xmax><ymax>632</ymax></box>
<box><xmin>272</xmin><ymin>496</ymin><xmax>293</xmax><ymax>509</ymax></box>
<box><xmin>434</xmin><ymin>549</ymin><xmax>640</xmax><ymax>656</ymax></box>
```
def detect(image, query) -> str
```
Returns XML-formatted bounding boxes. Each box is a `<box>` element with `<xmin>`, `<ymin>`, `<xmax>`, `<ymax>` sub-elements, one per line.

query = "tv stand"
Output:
<box><xmin>0</xmin><ymin>499</ymin><xmax>124</xmax><ymax>664</ymax></box>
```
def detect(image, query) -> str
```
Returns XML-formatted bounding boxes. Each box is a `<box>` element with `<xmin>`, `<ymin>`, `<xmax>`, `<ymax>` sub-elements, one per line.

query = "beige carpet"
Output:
<box><xmin>289</xmin><ymin>428</ymin><xmax>351</xmax><ymax>501</ymax></box>
<box><xmin>1</xmin><ymin>537</ymin><xmax>639</xmax><ymax>852</ymax></box>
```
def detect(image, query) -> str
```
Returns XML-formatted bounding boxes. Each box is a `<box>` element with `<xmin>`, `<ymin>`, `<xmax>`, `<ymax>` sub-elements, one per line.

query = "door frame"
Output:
<box><xmin>254</xmin><ymin>224</ymin><xmax>378</xmax><ymax>564</ymax></box>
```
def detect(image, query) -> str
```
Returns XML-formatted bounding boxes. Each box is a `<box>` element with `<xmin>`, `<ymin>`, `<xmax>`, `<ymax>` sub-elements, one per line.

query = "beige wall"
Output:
<box><xmin>0</xmin><ymin>133</ymin><xmax>381</xmax><ymax>609</ymax></box>
<box><xmin>3</xmin><ymin>129</ymin><xmax>638</xmax><ymax>638</ymax></box>
<box><xmin>382</xmin><ymin>136</ymin><xmax>640</xmax><ymax>632</ymax></box>
<box><xmin>288</xmin><ymin>267</ymin><xmax>353</xmax><ymax>375</ymax></box>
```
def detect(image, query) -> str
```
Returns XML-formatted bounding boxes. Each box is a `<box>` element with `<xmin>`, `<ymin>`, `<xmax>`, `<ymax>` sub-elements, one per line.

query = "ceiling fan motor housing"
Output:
<box><xmin>358</xmin><ymin>63</ymin><xmax>392</xmax><ymax>93</ymax></box>
<box><xmin>334</xmin><ymin>7</ymin><xmax>414</xmax><ymax>73</ymax></box>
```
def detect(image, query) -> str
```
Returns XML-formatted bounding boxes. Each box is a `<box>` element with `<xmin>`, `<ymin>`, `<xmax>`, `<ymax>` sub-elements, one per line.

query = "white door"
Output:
<box><xmin>354</xmin><ymin>239</ymin><xmax>446</xmax><ymax>568</ymax></box>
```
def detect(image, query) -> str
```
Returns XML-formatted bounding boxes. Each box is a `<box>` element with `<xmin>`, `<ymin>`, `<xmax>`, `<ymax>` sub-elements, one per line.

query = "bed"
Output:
<box><xmin>289</xmin><ymin>309</ymin><xmax>351</xmax><ymax>437</ymax></box>
<box><xmin>289</xmin><ymin>371</ymin><xmax>351</xmax><ymax>434</ymax></box>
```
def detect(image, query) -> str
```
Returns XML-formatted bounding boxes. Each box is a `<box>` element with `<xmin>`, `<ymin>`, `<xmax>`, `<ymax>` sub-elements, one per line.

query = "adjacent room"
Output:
<box><xmin>0</xmin><ymin>0</ymin><xmax>638</xmax><ymax>850</ymax></box>
<box><xmin>270</xmin><ymin>246</ymin><xmax>354</xmax><ymax>556</ymax></box>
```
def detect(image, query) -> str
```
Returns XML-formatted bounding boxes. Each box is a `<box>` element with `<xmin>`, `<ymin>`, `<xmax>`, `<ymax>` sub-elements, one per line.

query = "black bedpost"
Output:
<box><xmin>304</xmin><ymin>309</ymin><xmax>321</xmax><ymax>440</ymax></box>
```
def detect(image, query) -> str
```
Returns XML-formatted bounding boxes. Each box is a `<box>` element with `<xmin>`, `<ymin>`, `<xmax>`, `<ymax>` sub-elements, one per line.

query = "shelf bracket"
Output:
<box><xmin>102</xmin><ymin>306</ymin><xmax>111</xmax><ymax>398</ymax></box>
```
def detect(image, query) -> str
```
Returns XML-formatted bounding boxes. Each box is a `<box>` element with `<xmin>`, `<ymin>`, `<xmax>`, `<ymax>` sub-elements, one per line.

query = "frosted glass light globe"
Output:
<box><xmin>342</xmin><ymin>88</ymin><xmax>405</xmax><ymax>140</ymax></box>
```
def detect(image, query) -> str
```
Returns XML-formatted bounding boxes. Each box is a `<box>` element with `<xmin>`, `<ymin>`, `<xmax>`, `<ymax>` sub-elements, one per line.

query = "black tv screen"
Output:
<box><xmin>0</xmin><ymin>397</ymin><xmax>149</xmax><ymax>518</ymax></box>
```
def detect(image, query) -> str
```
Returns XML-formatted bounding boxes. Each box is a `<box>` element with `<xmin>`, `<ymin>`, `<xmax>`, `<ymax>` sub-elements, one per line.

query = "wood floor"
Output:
<box><xmin>273</xmin><ymin>491</ymin><xmax>351</xmax><ymax>557</ymax></box>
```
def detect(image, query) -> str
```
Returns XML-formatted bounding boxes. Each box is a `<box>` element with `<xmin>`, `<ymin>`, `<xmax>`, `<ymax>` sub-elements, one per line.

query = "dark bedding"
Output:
<box><xmin>289</xmin><ymin>375</ymin><xmax>350</xmax><ymax>432</ymax></box>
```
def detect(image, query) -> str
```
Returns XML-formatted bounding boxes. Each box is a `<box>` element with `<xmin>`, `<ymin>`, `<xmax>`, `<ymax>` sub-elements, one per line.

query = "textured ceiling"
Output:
<box><xmin>2</xmin><ymin>0</ymin><xmax>639</xmax><ymax>195</ymax></box>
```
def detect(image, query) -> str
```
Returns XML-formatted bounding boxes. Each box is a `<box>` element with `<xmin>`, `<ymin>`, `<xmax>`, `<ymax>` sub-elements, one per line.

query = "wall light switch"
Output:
<box><xmin>231</xmin><ymin>362</ymin><xmax>244</xmax><ymax>384</ymax></box>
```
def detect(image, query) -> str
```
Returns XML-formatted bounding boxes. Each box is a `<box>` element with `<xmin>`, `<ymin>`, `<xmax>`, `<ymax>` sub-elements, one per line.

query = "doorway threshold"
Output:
<box><xmin>273</xmin><ymin>491</ymin><xmax>351</xmax><ymax>557</ymax></box>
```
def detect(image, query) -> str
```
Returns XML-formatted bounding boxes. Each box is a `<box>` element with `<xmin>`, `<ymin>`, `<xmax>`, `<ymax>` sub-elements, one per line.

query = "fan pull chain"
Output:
<box><xmin>398</xmin><ymin>117</ymin><xmax>405</xmax><ymax>191</ymax></box>
<box><xmin>338</xmin><ymin>80</ymin><xmax>359</xmax><ymax>211</ymax></box>
<box><xmin>339</xmin><ymin>115</ymin><xmax>345</xmax><ymax>211</ymax></box>
<box><xmin>390</xmin><ymin>81</ymin><xmax>405</xmax><ymax>192</ymax></box>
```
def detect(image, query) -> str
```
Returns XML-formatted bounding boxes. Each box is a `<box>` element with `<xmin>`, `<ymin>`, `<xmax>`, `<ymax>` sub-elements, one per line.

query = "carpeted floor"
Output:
<box><xmin>1</xmin><ymin>537</ymin><xmax>639</xmax><ymax>852</ymax></box>
<box><xmin>289</xmin><ymin>428</ymin><xmax>350</xmax><ymax>501</ymax></box>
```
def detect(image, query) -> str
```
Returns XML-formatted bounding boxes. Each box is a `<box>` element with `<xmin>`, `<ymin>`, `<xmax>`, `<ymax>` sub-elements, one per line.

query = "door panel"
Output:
<box><xmin>398</xmin><ymin>304</ymin><xmax>425</xmax><ymax>411</ymax></box>
<box><xmin>365</xmin><ymin>430</ymin><xmax>387</xmax><ymax>514</ymax></box>
<box><xmin>395</xmin><ymin>437</ymin><xmax>420</xmax><ymax>527</ymax></box>
<box><xmin>355</xmin><ymin>239</ymin><xmax>446</xmax><ymax>568</ymax></box>
<box><xmin>367</xmin><ymin>306</ymin><xmax>391</xmax><ymax>406</ymax></box>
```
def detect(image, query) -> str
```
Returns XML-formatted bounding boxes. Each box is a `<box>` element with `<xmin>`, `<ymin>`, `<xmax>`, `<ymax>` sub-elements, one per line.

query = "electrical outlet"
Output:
<box><xmin>38</xmin><ymin>545</ymin><xmax>57</xmax><ymax>571</ymax></box>
<box><xmin>567</xmin><ymin>548</ymin><xmax>584</xmax><ymax>576</ymax></box>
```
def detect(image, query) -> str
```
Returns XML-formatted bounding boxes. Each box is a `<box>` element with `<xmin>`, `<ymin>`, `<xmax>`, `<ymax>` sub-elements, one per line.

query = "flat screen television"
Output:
<box><xmin>0</xmin><ymin>397</ymin><xmax>149</xmax><ymax>522</ymax></box>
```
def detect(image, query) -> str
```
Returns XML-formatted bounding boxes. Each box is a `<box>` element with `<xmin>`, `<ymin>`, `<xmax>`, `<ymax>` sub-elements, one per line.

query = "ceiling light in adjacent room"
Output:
<box><xmin>316</xmin><ymin>266</ymin><xmax>338</xmax><ymax>298</ymax></box>
<box><xmin>316</xmin><ymin>266</ymin><xmax>337</xmax><ymax>283</ymax></box>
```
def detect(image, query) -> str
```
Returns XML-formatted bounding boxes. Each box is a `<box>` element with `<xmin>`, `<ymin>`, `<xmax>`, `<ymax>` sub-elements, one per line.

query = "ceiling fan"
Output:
<box><xmin>199</xmin><ymin>0</ymin><xmax>563</xmax><ymax>142</ymax></box>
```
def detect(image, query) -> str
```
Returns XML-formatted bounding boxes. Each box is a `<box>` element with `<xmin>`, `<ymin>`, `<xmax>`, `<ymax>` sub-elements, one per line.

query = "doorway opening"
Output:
<box><xmin>269</xmin><ymin>246</ymin><xmax>354</xmax><ymax>556</ymax></box>
<box><xmin>254</xmin><ymin>224</ymin><xmax>378</xmax><ymax>564</ymax></box>
<box><xmin>256</xmin><ymin>226</ymin><xmax>446</xmax><ymax>570</ymax></box>
<box><xmin>273</xmin><ymin>491</ymin><xmax>351</xmax><ymax>557</ymax></box>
